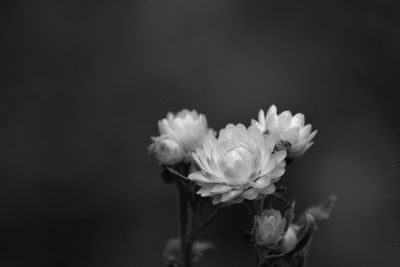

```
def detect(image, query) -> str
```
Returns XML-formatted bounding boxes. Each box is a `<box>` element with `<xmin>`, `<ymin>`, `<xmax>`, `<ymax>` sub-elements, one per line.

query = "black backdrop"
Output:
<box><xmin>0</xmin><ymin>0</ymin><xmax>399</xmax><ymax>266</ymax></box>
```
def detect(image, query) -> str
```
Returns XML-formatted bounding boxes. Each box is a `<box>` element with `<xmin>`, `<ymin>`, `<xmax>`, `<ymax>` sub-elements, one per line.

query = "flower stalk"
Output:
<box><xmin>177</xmin><ymin>182</ymin><xmax>194</xmax><ymax>267</ymax></box>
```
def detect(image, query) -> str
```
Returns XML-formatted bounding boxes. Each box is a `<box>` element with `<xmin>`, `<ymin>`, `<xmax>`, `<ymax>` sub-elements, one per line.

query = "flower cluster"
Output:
<box><xmin>149</xmin><ymin>106</ymin><xmax>333</xmax><ymax>267</ymax></box>
<box><xmin>150</xmin><ymin>106</ymin><xmax>316</xmax><ymax>205</ymax></box>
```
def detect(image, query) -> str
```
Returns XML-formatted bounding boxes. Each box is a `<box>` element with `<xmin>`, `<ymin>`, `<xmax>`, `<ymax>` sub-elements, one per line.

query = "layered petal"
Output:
<box><xmin>189</xmin><ymin>124</ymin><xmax>286</xmax><ymax>205</ymax></box>
<box><xmin>251</xmin><ymin>105</ymin><xmax>317</xmax><ymax>158</ymax></box>
<box><xmin>254</xmin><ymin>209</ymin><xmax>286</xmax><ymax>247</ymax></box>
<box><xmin>150</xmin><ymin>109</ymin><xmax>213</xmax><ymax>165</ymax></box>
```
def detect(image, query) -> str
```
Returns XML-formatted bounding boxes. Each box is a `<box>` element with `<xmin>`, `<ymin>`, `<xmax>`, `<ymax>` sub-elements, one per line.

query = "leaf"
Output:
<box><xmin>284</xmin><ymin>214</ymin><xmax>316</xmax><ymax>258</ymax></box>
<box><xmin>163</xmin><ymin>238</ymin><xmax>181</xmax><ymax>266</ymax></box>
<box><xmin>192</xmin><ymin>240</ymin><xmax>215</xmax><ymax>262</ymax></box>
<box><xmin>298</xmin><ymin>195</ymin><xmax>336</xmax><ymax>225</ymax></box>
<box><xmin>284</xmin><ymin>200</ymin><xmax>296</xmax><ymax>232</ymax></box>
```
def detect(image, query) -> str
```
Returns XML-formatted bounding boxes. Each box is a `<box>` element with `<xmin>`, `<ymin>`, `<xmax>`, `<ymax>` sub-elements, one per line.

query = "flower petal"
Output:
<box><xmin>242</xmin><ymin>188</ymin><xmax>259</xmax><ymax>200</ymax></box>
<box><xmin>292</xmin><ymin>113</ymin><xmax>305</xmax><ymax>127</ymax></box>
<box><xmin>188</xmin><ymin>171</ymin><xmax>212</xmax><ymax>183</ymax></box>
<box><xmin>220</xmin><ymin>190</ymin><xmax>242</xmax><ymax>202</ymax></box>
<box><xmin>281</xmin><ymin>127</ymin><xmax>300</xmax><ymax>144</ymax></box>
<box><xmin>252</xmin><ymin>175</ymin><xmax>272</xmax><ymax>189</ymax></box>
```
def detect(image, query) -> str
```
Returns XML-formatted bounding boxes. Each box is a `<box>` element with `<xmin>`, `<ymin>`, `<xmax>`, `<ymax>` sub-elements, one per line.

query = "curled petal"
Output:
<box><xmin>188</xmin><ymin>171</ymin><xmax>212</xmax><ymax>184</ymax></box>
<box><xmin>241</xmin><ymin>188</ymin><xmax>259</xmax><ymax>200</ymax></box>
<box><xmin>251</xmin><ymin>176</ymin><xmax>272</xmax><ymax>189</ymax></box>
<box><xmin>220</xmin><ymin>190</ymin><xmax>243</xmax><ymax>202</ymax></box>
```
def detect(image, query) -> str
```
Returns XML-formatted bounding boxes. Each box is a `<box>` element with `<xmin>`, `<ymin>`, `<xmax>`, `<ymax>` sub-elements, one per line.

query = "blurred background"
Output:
<box><xmin>0</xmin><ymin>0</ymin><xmax>399</xmax><ymax>266</ymax></box>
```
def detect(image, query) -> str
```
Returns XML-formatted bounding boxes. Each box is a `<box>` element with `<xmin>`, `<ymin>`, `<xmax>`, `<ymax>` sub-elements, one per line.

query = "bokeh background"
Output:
<box><xmin>1</xmin><ymin>0</ymin><xmax>399</xmax><ymax>266</ymax></box>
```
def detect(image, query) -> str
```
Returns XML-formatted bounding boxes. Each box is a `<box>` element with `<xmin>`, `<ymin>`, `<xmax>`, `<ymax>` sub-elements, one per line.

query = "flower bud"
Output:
<box><xmin>150</xmin><ymin>109</ymin><xmax>213</xmax><ymax>165</ymax></box>
<box><xmin>149</xmin><ymin>137</ymin><xmax>185</xmax><ymax>165</ymax></box>
<box><xmin>254</xmin><ymin>209</ymin><xmax>286</xmax><ymax>247</ymax></box>
<box><xmin>282</xmin><ymin>224</ymin><xmax>299</xmax><ymax>251</ymax></box>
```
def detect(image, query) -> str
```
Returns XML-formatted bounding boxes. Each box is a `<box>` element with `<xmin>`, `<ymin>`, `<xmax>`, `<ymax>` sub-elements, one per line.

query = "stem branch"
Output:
<box><xmin>195</xmin><ymin>207</ymin><xmax>221</xmax><ymax>235</ymax></box>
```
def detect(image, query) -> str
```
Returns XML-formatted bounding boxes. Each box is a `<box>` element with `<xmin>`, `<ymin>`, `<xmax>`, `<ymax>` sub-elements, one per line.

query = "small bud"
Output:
<box><xmin>254</xmin><ymin>209</ymin><xmax>286</xmax><ymax>247</ymax></box>
<box><xmin>282</xmin><ymin>224</ymin><xmax>299</xmax><ymax>252</ymax></box>
<box><xmin>149</xmin><ymin>137</ymin><xmax>185</xmax><ymax>165</ymax></box>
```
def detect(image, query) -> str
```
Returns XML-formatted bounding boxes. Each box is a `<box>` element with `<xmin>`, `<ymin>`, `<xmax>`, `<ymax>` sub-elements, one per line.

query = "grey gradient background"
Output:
<box><xmin>0</xmin><ymin>0</ymin><xmax>399</xmax><ymax>266</ymax></box>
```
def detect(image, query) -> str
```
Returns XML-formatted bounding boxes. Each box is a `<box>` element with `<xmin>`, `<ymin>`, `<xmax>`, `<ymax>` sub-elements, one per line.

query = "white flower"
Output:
<box><xmin>254</xmin><ymin>209</ymin><xmax>286</xmax><ymax>247</ymax></box>
<box><xmin>188</xmin><ymin>124</ymin><xmax>286</xmax><ymax>205</ymax></box>
<box><xmin>252</xmin><ymin>105</ymin><xmax>317</xmax><ymax>158</ymax></box>
<box><xmin>150</xmin><ymin>109</ymin><xmax>212</xmax><ymax>165</ymax></box>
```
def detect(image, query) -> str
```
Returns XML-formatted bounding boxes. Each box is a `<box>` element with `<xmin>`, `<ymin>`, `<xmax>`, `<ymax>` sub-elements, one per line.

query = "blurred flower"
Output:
<box><xmin>150</xmin><ymin>109</ymin><xmax>212</xmax><ymax>165</ymax></box>
<box><xmin>251</xmin><ymin>105</ymin><xmax>317</xmax><ymax>158</ymax></box>
<box><xmin>297</xmin><ymin>195</ymin><xmax>337</xmax><ymax>225</ymax></box>
<box><xmin>254</xmin><ymin>209</ymin><xmax>286</xmax><ymax>247</ymax></box>
<box><xmin>305</xmin><ymin>195</ymin><xmax>336</xmax><ymax>221</ymax></box>
<box><xmin>163</xmin><ymin>238</ymin><xmax>214</xmax><ymax>265</ymax></box>
<box><xmin>188</xmin><ymin>124</ymin><xmax>286</xmax><ymax>204</ymax></box>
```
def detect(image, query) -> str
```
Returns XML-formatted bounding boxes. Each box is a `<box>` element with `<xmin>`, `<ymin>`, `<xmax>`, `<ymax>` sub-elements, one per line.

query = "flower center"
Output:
<box><xmin>223</xmin><ymin>147</ymin><xmax>251</xmax><ymax>166</ymax></box>
<box><xmin>220</xmin><ymin>146</ymin><xmax>253</xmax><ymax>185</ymax></box>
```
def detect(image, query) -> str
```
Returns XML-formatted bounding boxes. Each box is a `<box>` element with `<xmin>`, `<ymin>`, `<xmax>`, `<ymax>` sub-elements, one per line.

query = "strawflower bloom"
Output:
<box><xmin>150</xmin><ymin>109</ymin><xmax>212</xmax><ymax>165</ymax></box>
<box><xmin>254</xmin><ymin>209</ymin><xmax>286</xmax><ymax>247</ymax></box>
<box><xmin>251</xmin><ymin>105</ymin><xmax>317</xmax><ymax>158</ymax></box>
<box><xmin>188</xmin><ymin>124</ymin><xmax>286</xmax><ymax>205</ymax></box>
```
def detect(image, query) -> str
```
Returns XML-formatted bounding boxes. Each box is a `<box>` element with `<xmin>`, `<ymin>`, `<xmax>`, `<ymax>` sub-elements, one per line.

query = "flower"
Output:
<box><xmin>254</xmin><ymin>209</ymin><xmax>286</xmax><ymax>247</ymax></box>
<box><xmin>251</xmin><ymin>105</ymin><xmax>317</xmax><ymax>158</ymax></box>
<box><xmin>188</xmin><ymin>124</ymin><xmax>286</xmax><ymax>205</ymax></box>
<box><xmin>150</xmin><ymin>109</ymin><xmax>212</xmax><ymax>165</ymax></box>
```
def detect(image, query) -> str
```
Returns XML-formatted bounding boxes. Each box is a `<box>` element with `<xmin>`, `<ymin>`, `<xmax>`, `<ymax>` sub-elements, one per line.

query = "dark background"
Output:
<box><xmin>1</xmin><ymin>0</ymin><xmax>399</xmax><ymax>266</ymax></box>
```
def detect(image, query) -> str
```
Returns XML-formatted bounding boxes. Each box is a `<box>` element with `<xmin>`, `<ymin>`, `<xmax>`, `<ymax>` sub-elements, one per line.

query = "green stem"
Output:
<box><xmin>195</xmin><ymin>206</ymin><xmax>221</xmax><ymax>235</ymax></box>
<box><xmin>256</xmin><ymin>251</ymin><xmax>261</xmax><ymax>267</ymax></box>
<box><xmin>177</xmin><ymin>183</ymin><xmax>193</xmax><ymax>267</ymax></box>
<box><xmin>174</xmin><ymin>164</ymin><xmax>221</xmax><ymax>267</ymax></box>
<box><xmin>245</xmin><ymin>200</ymin><xmax>268</xmax><ymax>267</ymax></box>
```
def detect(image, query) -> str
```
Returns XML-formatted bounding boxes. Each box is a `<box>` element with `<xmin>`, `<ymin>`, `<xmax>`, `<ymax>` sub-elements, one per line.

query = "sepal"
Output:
<box><xmin>283</xmin><ymin>200</ymin><xmax>295</xmax><ymax>232</ymax></box>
